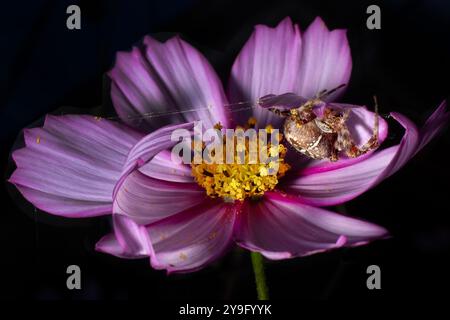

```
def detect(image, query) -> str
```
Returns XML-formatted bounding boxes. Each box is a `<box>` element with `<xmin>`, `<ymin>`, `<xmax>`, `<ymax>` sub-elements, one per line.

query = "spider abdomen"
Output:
<box><xmin>283</xmin><ymin>117</ymin><xmax>337</xmax><ymax>160</ymax></box>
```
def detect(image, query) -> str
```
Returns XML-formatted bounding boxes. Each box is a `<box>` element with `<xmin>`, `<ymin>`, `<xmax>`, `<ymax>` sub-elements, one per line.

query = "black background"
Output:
<box><xmin>1</xmin><ymin>0</ymin><xmax>449</xmax><ymax>300</ymax></box>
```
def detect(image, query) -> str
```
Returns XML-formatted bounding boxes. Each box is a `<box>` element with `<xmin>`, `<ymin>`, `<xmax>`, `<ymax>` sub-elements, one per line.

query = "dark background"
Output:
<box><xmin>1</xmin><ymin>0</ymin><xmax>449</xmax><ymax>300</ymax></box>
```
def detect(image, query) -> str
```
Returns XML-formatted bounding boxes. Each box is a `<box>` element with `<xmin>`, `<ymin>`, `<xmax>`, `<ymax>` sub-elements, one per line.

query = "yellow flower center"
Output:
<box><xmin>191</xmin><ymin>119</ymin><xmax>290</xmax><ymax>201</ymax></box>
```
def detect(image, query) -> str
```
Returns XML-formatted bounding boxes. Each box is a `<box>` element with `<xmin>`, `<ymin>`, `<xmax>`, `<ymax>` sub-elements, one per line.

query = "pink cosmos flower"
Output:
<box><xmin>9</xmin><ymin>17</ymin><xmax>448</xmax><ymax>273</ymax></box>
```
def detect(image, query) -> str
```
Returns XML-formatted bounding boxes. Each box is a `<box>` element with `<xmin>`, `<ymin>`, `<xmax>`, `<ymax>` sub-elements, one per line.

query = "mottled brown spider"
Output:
<box><xmin>262</xmin><ymin>85</ymin><xmax>380</xmax><ymax>162</ymax></box>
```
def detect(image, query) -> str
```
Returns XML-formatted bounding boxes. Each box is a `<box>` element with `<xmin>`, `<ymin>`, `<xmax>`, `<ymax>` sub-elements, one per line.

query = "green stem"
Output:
<box><xmin>250</xmin><ymin>251</ymin><xmax>269</xmax><ymax>300</ymax></box>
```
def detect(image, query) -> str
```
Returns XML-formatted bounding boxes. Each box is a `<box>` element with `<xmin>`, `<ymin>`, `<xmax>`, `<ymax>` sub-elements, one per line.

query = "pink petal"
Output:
<box><xmin>284</xmin><ymin>147</ymin><xmax>400</xmax><ymax>206</ymax></box>
<box><xmin>113</xmin><ymin>170</ymin><xmax>206</xmax><ymax>225</ymax></box>
<box><xmin>296</xmin><ymin>17</ymin><xmax>351</xmax><ymax>101</ymax></box>
<box><xmin>110</xmin><ymin>36</ymin><xmax>230</xmax><ymax>131</ymax></box>
<box><xmin>228</xmin><ymin>17</ymin><xmax>302</xmax><ymax>127</ymax></box>
<box><xmin>284</xmin><ymin>102</ymin><xmax>448</xmax><ymax>206</ymax></box>
<box><xmin>235</xmin><ymin>192</ymin><xmax>387</xmax><ymax>259</ymax></box>
<box><xmin>14</xmin><ymin>186</ymin><xmax>112</xmax><ymax>217</ymax></box>
<box><xmin>147</xmin><ymin>199</ymin><xmax>238</xmax><ymax>273</ymax></box>
<box><xmin>109</xmin><ymin>47</ymin><xmax>177</xmax><ymax>130</ymax></box>
<box><xmin>9</xmin><ymin>115</ymin><xmax>143</xmax><ymax>217</ymax></box>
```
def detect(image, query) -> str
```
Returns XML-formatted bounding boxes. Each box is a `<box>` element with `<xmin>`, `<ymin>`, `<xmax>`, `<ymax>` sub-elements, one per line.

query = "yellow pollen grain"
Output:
<box><xmin>36</xmin><ymin>136</ymin><xmax>41</xmax><ymax>144</ymax></box>
<box><xmin>159</xmin><ymin>233</ymin><xmax>167</xmax><ymax>241</ymax></box>
<box><xmin>191</xmin><ymin>121</ymin><xmax>290</xmax><ymax>201</ymax></box>
<box><xmin>269</xmin><ymin>145</ymin><xmax>280</xmax><ymax>157</ymax></box>
<box><xmin>247</xmin><ymin>117</ymin><xmax>257</xmax><ymax>127</ymax></box>
<box><xmin>208</xmin><ymin>231</ymin><xmax>217</xmax><ymax>240</ymax></box>
<box><xmin>179</xmin><ymin>252</ymin><xmax>188</xmax><ymax>261</ymax></box>
<box><xmin>259</xmin><ymin>166</ymin><xmax>268</xmax><ymax>177</ymax></box>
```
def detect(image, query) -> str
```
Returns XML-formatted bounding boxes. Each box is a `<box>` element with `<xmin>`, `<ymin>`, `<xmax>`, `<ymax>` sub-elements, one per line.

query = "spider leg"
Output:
<box><xmin>268</xmin><ymin>108</ymin><xmax>290</xmax><ymax>118</ymax></box>
<box><xmin>330</xmin><ymin>149</ymin><xmax>339</xmax><ymax>162</ymax></box>
<box><xmin>297</xmin><ymin>84</ymin><xmax>347</xmax><ymax>118</ymax></box>
<box><xmin>344</xmin><ymin>133</ymin><xmax>379</xmax><ymax>158</ymax></box>
<box><xmin>316</xmin><ymin>83</ymin><xmax>346</xmax><ymax>100</ymax></box>
<box><xmin>341</xmin><ymin>108</ymin><xmax>351</xmax><ymax>122</ymax></box>
<box><xmin>335</xmin><ymin>125</ymin><xmax>354</xmax><ymax>152</ymax></box>
<box><xmin>340</xmin><ymin>99</ymin><xmax>380</xmax><ymax>158</ymax></box>
<box><xmin>330</xmin><ymin>138</ymin><xmax>339</xmax><ymax>162</ymax></box>
<box><xmin>335</xmin><ymin>126</ymin><xmax>365</xmax><ymax>158</ymax></box>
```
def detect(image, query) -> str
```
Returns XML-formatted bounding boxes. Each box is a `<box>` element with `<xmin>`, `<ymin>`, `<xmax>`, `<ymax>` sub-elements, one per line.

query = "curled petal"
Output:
<box><xmin>9</xmin><ymin>115</ymin><xmax>142</xmax><ymax>217</ymax></box>
<box><xmin>95</xmin><ymin>215</ymin><xmax>152</xmax><ymax>259</ymax></box>
<box><xmin>417</xmin><ymin>101</ymin><xmax>449</xmax><ymax>152</ymax></box>
<box><xmin>98</xmin><ymin>200</ymin><xmax>238</xmax><ymax>273</ymax></box>
<box><xmin>235</xmin><ymin>192</ymin><xmax>387</xmax><ymax>259</ymax></box>
<box><xmin>112</xmin><ymin>122</ymin><xmax>204</xmax><ymax>225</ymax></box>
<box><xmin>285</xmin><ymin>102</ymin><xmax>448</xmax><ymax>206</ymax></box>
<box><xmin>113</xmin><ymin>170</ymin><xmax>206</xmax><ymax>225</ymax></box>
<box><xmin>138</xmin><ymin>150</ymin><xmax>194</xmax><ymax>183</ymax></box>
<box><xmin>117</xmin><ymin>121</ymin><xmax>194</xmax><ymax>184</ymax></box>
<box><xmin>110</xmin><ymin>36</ymin><xmax>230</xmax><ymax>131</ymax></box>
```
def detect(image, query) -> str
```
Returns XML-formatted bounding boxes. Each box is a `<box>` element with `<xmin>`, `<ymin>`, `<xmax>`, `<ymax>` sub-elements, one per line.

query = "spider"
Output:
<box><xmin>261</xmin><ymin>85</ymin><xmax>380</xmax><ymax>162</ymax></box>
